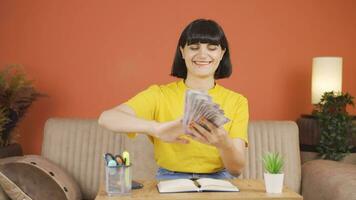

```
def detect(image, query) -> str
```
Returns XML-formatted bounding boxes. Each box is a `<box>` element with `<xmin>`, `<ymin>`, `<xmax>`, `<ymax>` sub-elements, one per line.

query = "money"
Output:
<box><xmin>183</xmin><ymin>90</ymin><xmax>230</xmax><ymax>134</ymax></box>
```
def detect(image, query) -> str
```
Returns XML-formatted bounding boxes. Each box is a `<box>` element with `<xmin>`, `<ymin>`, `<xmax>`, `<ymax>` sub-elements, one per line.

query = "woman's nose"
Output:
<box><xmin>197</xmin><ymin>47</ymin><xmax>209</xmax><ymax>57</ymax></box>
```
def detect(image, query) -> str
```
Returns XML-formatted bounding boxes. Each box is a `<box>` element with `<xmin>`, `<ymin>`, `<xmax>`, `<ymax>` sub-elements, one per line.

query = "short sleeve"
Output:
<box><xmin>123</xmin><ymin>85</ymin><xmax>161</xmax><ymax>139</ymax></box>
<box><xmin>229</xmin><ymin>96</ymin><xmax>249</xmax><ymax>145</ymax></box>
<box><xmin>125</xmin><ymin>85</ymin><xmax>161</xmax><ymax>120</ymax></box>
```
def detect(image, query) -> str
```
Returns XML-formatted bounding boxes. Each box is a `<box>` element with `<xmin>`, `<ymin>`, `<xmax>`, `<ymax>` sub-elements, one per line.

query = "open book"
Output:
<box><xmin>157</xmin><ymin>178</ymin><xmax>239</xmax><ymax>193</ymax></box>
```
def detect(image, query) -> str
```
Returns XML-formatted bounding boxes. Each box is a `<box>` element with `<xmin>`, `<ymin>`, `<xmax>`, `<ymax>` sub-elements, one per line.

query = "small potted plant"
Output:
<box><xmin>263</xmin><ymin>152</ymin><xmax>284</xmax><ymax>193</ymax></box>
<box><xmin>0</xmin><ymin>65</ymin><xmax>42</xmax><ymax>157</ymax></box>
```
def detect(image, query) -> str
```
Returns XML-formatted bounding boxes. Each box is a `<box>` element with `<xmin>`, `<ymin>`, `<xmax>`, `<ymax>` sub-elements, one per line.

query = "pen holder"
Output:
<box><xmin>105</xmin><ymin>164</ymin><xmax>132</xmax><ymax>196</ymax></box>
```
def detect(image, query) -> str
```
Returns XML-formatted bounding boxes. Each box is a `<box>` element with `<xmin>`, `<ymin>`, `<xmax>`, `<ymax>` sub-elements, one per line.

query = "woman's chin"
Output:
<box><xmin>190</xmin><ymin>72</ymin><xmax>214</xmax><ymax>79</ymax></box>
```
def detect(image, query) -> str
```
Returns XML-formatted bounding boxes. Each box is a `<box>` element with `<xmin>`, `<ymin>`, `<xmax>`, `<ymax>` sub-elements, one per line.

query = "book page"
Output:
<box><xmin>157</xmin><ymin>179</ymin><xmax>199</xmax><ymax>193</ymax></box>
<box><xmin>197</xmin><ymin>178</ymin><xmax>239</xmax><ymax>192</ymax></box>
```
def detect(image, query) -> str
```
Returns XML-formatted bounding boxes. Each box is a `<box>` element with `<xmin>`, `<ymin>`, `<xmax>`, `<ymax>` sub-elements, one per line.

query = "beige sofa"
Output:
<box><xmin>6</xmin><ymin>118</ymin><xmax>354</xmax><ymax>200</ymax></box>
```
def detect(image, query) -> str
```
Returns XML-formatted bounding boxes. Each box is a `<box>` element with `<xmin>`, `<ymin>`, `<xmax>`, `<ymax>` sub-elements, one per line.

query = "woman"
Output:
<box><xmin>98</xmin><ymin>19</ymin><xmax>248</xmax><ymax>180</ymax></box>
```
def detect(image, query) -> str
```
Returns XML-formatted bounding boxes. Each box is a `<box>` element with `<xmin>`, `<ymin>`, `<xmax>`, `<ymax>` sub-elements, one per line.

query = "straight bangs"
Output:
<box><xmin>180</xmin><ymin>21</ymin><xmax>226</xmax><ymax>49</ymax></box>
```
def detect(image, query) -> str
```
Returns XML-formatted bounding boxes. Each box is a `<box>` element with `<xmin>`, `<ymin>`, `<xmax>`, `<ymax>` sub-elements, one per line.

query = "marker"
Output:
<box><xmin>122</xmin><ymin>151</ymin><xmax>131</xmax><ymax>192</ymax></box>
<box><xmin>122</xmin><ymin>151</ymin><xmax>130</xmax><ymax>166</ymax></box>
<box><xmin>115</xmin><ymin>155</ymin><xmax>124</xmax><ymax>166</ymax></box>
<box><xmin>104</xmin><ymin>153</ymin><xmax>115</xmax><ymax>166</ymax></box>
<box><xmin>107</xmin><ymin>160</ymin><xmax>117</xmax><ymax>167</ymax></box>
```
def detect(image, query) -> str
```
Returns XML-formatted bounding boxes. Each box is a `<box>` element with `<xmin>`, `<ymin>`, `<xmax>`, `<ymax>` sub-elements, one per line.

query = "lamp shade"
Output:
<box><xmin>311</xmin><ymin>57</ymin><xmax>342</xmax><ymax>104</ymax></box>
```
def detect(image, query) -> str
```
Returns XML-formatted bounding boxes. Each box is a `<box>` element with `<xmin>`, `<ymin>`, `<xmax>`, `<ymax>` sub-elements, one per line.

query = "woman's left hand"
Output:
<box><xmin>188</xmin><ymin>117</ymin><xmax>231</xmax><ymax>149</ymax></box>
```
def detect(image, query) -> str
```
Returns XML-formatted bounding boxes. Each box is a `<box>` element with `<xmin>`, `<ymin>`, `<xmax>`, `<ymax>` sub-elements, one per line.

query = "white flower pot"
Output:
<box><xmin>264</xmin><ymin>173</ymin><xmax>284</xmax><ymax>193</ymax></box>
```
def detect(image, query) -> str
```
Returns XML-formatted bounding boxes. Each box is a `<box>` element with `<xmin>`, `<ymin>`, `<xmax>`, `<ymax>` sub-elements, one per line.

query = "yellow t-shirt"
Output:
<box><xmin>124</xmin><ymin>80</ymin><xmax>249</xmax><ymax>173</ymax></box>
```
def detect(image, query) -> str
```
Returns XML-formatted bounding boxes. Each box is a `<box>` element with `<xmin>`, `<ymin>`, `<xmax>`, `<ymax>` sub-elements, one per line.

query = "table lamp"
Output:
<box><xmin>311</xmin><ymin>57</ymin><xmax>343</xmax><ymax>104</ymax></box>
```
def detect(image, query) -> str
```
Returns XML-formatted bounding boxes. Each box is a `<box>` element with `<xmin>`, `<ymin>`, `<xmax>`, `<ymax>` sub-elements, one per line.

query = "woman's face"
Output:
<box><xmin>180</xmin><ymin>43</ymin><xmax>225</xmax><ymax>79</ymax></box>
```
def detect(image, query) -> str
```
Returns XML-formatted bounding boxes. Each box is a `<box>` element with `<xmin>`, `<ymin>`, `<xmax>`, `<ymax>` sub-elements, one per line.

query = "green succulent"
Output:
<box><xmin>262</xmin><ymin>152</ymin><xmax>284</xmax><ymax>174</ymax></box>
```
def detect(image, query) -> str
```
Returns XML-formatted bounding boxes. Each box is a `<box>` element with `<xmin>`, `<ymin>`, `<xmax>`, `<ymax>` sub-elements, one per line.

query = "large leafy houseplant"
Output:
<box><xmin>312</xmin><ymin>91</ymin><xmax>355</xmax><ymax>161</ymax></box>
<box><xmin>0</xmin><ymin>65</ymin><xmax>42</xmax><ymax>147</ymax></box>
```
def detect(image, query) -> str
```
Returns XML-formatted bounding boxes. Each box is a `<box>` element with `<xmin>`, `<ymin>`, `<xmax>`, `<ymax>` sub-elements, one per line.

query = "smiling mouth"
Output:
<box><xmin>193</xmin><ymin>61</ymin><xmax>212</xmax><ymax>66</ymax></box>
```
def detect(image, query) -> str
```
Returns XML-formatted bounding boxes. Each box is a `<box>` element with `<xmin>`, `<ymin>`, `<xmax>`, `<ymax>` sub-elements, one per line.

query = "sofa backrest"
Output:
<box><xmin>41</xmin><ymin>118</ymin><xmax>301</xmax><ymax>199</ymax></box>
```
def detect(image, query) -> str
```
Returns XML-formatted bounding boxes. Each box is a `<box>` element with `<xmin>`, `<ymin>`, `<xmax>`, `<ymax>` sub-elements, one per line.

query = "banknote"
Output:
<box><xmin>183</xmin><ymin>89</ymin><xmax>230</xmax><ymax>134</ymax></box>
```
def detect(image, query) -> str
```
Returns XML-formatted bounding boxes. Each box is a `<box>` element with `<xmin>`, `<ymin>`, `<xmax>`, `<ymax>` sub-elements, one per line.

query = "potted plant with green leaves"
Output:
<box><xmin>0</xmin><ymin>65</ymin><xmax>42</xmax><ymax>158</ymax></box>
<box><xmin>312</xmin><ymin>91</ymin><xmax>355</xmax><ymax>161</ymax></box>
<box><xmin>263</xmin><ymin>152</ymin><xmax>284</xmax><ymax>193</ymax></box>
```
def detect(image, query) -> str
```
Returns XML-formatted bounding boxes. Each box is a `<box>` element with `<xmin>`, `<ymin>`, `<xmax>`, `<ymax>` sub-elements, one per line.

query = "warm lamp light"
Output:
<box><xmin>311</xmin><ymin>57</ymin><xmax>342</xmax><ymax>104</ymax></box>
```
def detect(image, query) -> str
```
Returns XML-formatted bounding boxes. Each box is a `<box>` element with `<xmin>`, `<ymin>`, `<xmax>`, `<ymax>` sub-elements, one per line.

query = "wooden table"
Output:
<box><xmin>95</xmin><ymin>179</ymin><xmax>303</xmax><ymax>200</ymax></box>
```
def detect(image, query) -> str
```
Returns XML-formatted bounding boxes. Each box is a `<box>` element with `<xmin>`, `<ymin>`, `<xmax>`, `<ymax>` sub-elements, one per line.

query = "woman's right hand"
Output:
<box><xmin>152</xmin><ymin>118</ymin><xmax>190</xmax><ymax>144</ymax></box>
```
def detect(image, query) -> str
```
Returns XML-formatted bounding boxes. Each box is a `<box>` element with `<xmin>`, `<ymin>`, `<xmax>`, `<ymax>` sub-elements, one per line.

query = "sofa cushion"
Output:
<box><xmin>0</xmin><ymin>155</ymin><xmax>82</xmax><ymax>200</ymax></box>
<box><xmin>0</xmin><ymin>186</ymin><xmax>10</xmax><ymax>200</ymax></box>
<box><xmin>302</xmin><ymin>159</ymin><xmax>356</xmax><ymax>200</ymax></box>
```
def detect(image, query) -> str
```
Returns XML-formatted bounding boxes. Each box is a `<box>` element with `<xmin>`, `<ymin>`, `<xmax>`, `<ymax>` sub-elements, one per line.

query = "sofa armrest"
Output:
<box><xmin>302</xmin><ymin>160</ymin><xmax>356</xmax><ymax>200</ymax></box>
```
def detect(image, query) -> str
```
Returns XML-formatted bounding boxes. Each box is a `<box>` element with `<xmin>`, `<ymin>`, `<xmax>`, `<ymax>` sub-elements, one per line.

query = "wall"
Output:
<box><xmin>0</xmin><ymin>0</ymin><xmax>355</xmax><ymax>154</ymax></box>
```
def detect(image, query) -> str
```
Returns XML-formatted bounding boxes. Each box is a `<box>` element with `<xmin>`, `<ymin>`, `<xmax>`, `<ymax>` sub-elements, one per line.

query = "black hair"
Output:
<box><xmin>171</xmin><ymin>19</ymin><xmax>232</xmax><ymax>79</ymax></box>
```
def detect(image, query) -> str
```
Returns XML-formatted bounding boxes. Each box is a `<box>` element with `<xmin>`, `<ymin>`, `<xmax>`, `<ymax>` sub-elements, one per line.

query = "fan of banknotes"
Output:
<box><xmin>183</xmin><ymin>90</ymin><xmax>230</xmax><ymax>134</ymax></box>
